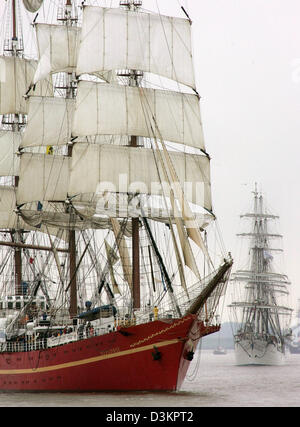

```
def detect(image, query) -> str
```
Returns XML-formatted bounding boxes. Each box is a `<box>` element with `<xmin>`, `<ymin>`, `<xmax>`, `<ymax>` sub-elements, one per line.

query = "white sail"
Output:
<box><xmin>0</xmin><ymin>131</ymin><xmax>20</xmax><ymax>176</ymax></box>
<box><xmin>0</xmin><ymin>186</ymin><xmax>19</xmax><ymax>229</ymax></box>
<box><xmin>0</xmin><ymin>56</ymin><xmax>52</xmax><ymax>114</ymax></box>
<box><xmin>76</xmin><ymin>6</ymin><xmax>195</xmax><ymax>89</ymax></box>
<box><xmin>22</xmin><ymin>0</ymin><xmax>44</xmax><ymax>13</ymax></box>
<box><xmin>0</xmin><ymin>56</ymin><xmax>34</xmax><ymax>114</ymax></box>
<box><xmin>0</xmin><ymin>186</ymin><xmax>34</xmax><ymax>230</ymax></box>
<box><xmin>21</xmin><ymin>96</ymin><xmax>75</xmax><ymax>148</ymax></box>
<box><xmin>17</xmin><ymin>153</ymin><xmax>70</xmax><ymax>204</ymax></box>
<box><xmin>73</xmin><ymin>81</ymin><xmax>204</xmax><ymax>150</ymax></box>
<box><xmin>68</xmin><ymin>143</ymin><xmax>211</xmax><ymax>209</ymax></box>
<box><xmin>34</xmin><ymin>23</ymin><xmax>80</xmax><ymax>83</ymax></box>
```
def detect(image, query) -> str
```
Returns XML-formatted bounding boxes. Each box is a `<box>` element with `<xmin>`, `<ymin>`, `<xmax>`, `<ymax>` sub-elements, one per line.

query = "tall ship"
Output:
<box><xmin>0</xmin><ymin>0</ymin><xmax>233</xmax><ymax>391</ymax></box>
<box><xmin>288</xmin><ymin>299</ymin><xmax>300</xmax><ymax>354</ymax></box>
<box><xmin>229</xmin><ymin>186</ymin><xmax>292</xmax><ymax>365</ymax></box>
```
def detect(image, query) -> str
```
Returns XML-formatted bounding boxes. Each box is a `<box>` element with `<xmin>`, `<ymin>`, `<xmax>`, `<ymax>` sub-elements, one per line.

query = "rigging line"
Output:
<box><xmin>142</xmin><ymin>215</ymin><xmax>182</xmax><ymax>318</ymax></box>
<box><xmin>215</xmin><ymin>219</ymin><xmax>227</xmax><ymax>257</ymax></box>
<box><xmin>0</xmin><ymin>245</ymin><xmax>13</xmax><ymax>277</ymax></box>
<box><xmin>154</xmin><ymin>0</ymin><xmax>192</xmax><ymax>91</ymax></box>
<box><xmin>152</xmin><ymin>0</ymin><xmax>199</xmax><ymax>97</ymax></box>
<box><xmin>145</xmin><ymin>7</ymin><xmax>205</xmax><ymax>153</ymax></box>
<box><xmin>134</xmin><ymin>19</ymin><xmax>203</xmax><ymax>153</ymax></box>
<box><xmin>180</xmin><ymin>5</ymin><xmax>192</xmax><ymax>24</ymax></box>
<box><xmin>97</xmin><ymin>217</ymin><xmax>131</xmax><ymax>298</ymax></box>
<box><xmin>142</xmin><ymin>86</ymin><xmax>213</xmax><ymax>268</ymax></box>
<box><xmin>138</xmin><ymin>87</ymin><xmax>206</xmax><ymax>285</ymax></box>
<box><xmin>137</xmin><ymin>89</ymin><xmax>187</xmax><ymax>285</ymax></box>
<box><xmin>138</xmin><ymin>84</ymin><xmax>197</xmax><ymax>202</ymax></box>
<box><xmin>65</xmin><ymin>233</ymin><xmax>90</xmax><ymax>293</ymax></box>
<box><xmin>135</xmin><ymin>86</ymin><xmax>174</xmax><ymax>212</ymax></box>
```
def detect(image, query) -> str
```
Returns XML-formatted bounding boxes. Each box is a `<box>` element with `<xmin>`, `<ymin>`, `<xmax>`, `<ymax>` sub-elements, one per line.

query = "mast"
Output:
<box><xmin>60</xmin><ymin>0</ymin><xmax>78</xmax><ymax>318</ymax></box>
<box><xmin>67</xmin><ymin>143</ymin><xmax>77</xmax><ymax>318</ymax></box>
<box><xmin>7</xmin><ymin>0</ymin><xmax>24</xmax><ymax>296</ymax></box>
<box><xmin>12</xmin><ymin>0</ymin><xmax>17</xmax><ymax>44</ymax></box>
<box><xmin>120</xmin><ymin>0</ymin><xmax>143</xmax><ymax>310</ymax></box>
<box><xmin>12</xmin><ymin>0</ymin><xmax>21</xmax><ymax>296</ymax></box>
<box><xmin>130</xmin><ymin>119</ymin><xmax>140</xmax><ymax>309</ymax></box>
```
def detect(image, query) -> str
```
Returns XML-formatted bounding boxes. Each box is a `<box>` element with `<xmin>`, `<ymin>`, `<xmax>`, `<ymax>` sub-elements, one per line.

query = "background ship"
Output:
<box><xmin>0</xmin><ymin>0</ymin><xmax>232</xmax><ymax>391</ymax></box>
<box><xmin>229</xmin><ymin>185</ymin><xmax>292</xmax><ymax>365</ymax></box>
<box><xmin>288</xmin><ymin>299</ymin><xmax>300</xmax><ymax>354</ymax></box>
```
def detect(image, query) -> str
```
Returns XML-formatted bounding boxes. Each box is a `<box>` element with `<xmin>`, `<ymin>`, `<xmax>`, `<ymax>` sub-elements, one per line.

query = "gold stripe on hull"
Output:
<box><xmin>0</xmin><ymin>338</ymin><xmax>182</xmax><ymax>375</ymax></box>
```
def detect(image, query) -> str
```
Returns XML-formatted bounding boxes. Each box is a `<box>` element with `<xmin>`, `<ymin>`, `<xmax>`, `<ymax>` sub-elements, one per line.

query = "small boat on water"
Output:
<box><xmin>213</xmin><ymin>346</ymin><xmax>227</xmax><ymax>355</ymax></box>
<box><xmin>288</xmin><ymin>299</ymin><xmax>300</xmax><ymax>354</ymax></box>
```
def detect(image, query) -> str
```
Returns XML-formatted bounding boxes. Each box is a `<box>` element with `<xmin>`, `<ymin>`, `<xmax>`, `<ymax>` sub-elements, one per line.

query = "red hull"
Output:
<box><xmin>0</xmin><ymin>314</ymin><xmax>219</xmax><ymax>391</ymax></box>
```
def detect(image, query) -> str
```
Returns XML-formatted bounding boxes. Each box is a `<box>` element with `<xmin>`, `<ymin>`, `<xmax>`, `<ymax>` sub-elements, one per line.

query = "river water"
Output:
<box><xmin>0</xmin><ymin>349</ymin><xmax>299</xmax><ymax>407</ymax></box>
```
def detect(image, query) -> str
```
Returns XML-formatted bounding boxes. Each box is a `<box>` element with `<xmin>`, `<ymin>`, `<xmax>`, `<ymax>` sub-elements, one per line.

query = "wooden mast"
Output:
<box><xmin>130</xmin><ymin>135</ymin><xmax>140</xmax><ymax>309</ymax></box>
<box><xmin>11</xmin><ymin>0</ymin><xmax>23</xmax><ymax>296</ymax></box>
<box><xmin>123</xmin><ymin>0</ymin><xmax>142</xmax><ymax>310</ymax></box>
<box><xmin>12</xmin><ymin>0</ymin><xmax>17</xmax><ymax>42</ymax></box>
<box><xmin>63</xmin><ymin>0</ymin><xmax>77</xmax><ymax>318</ymax></box>
<box><xmin>118</xmin><ymin>0</ymin><xmax>142</xmax><ymax>311</ymax></box>
<box><xmin>68</xmin><ymin>145</ymin><xmax>77</xmax><ymax>318</ymax></box>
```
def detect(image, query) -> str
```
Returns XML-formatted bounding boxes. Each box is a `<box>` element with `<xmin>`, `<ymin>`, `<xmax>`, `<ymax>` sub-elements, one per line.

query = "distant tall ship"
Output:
<box><xmin>229</xmin><ymin>186</ymin><xmax>292</xmax><ymax>365</ymax></box>
<box><xmin>288</xmin><ymin>299</ymin><xmax>300</xmax><ymax>354</ymax></box>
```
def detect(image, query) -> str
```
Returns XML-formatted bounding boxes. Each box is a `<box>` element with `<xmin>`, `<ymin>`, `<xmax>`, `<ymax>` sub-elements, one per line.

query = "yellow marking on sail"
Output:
<box><xmin>46</xmin><ymin>145</ymin><xmax>53</xmax><ymax>155</ymax></box>
<box><xmin>0</xmin><ymin>338</ymin><xmax>181</xmax><ymax>375</ymax></box>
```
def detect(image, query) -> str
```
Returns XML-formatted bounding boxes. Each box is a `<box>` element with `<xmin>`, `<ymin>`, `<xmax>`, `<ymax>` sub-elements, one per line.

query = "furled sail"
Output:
<box><xmin>73</xmin><ymin>81</ymin><xmax>204</xmax><ymax>150</ymax></box>
<box><xmin>71</xmin><ymin>195</ymin><xmax>213</xmax><ymax>228</ymax></box>
<box><xmin>170</xmin><ymin>190</ymin><xmax>201</xmax><ymax>279</ymax></box>
<box><xmin>104</xmin><ymin>239</ymin><xmax>121</xmax><ymax>294</ymax></box>
<box><xmin>110</xmin><ymin>218</ymin><xmax>132</xmax><ymax>290</ymax></box>
<box><xmin>68</xmin><ymin>143</ymin><xmax>211</xmax><ymax>209</ymax></box>
<box><xmin>19</xmin><ymin>208</ymin><xmax>132</xmax><ymax>233</ymax></box>
<box><xmin>23</xmin><ymin>0</ymin><xmax>44</xmax><ymax>13</ymax></box>
<box><xmin>76</xmin><ymin>6</ymin><xmax>195</xmax><ymax>89</ymax></box>
<box><xmin>20</xmin><ymin>97</ymin><xmax>75</xmax><ymax>148</ymax></box>
<box><xmin>33</xmin><ymin>24</ymin><xmax>80</xmax><ymax>83</ymax></box>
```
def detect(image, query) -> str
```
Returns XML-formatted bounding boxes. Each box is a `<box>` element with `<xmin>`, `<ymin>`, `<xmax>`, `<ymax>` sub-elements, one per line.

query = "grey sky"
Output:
<box><xmin>146</xmin><ymin>0</ymin><xmax>300</xmax><ymax>317</ymax></box>
<box><xmin>179</xmin><ymin>0</ymin><xmax>300</xmax><ymax>317</ymax></box>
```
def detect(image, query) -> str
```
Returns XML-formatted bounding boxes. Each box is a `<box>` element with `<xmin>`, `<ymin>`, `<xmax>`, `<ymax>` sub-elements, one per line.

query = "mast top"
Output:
<box><xmin>120</xmin><ymin>0</ymin><xmax>142</xmax><ymax>10</ymax></box>
<box><xmin>252</xmin><ymin>182</ymin><xmax>259</xmax><ymax>199</ymax></box>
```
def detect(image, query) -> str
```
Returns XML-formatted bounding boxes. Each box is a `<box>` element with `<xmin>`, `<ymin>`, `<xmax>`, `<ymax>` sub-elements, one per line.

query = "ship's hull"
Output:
<box><xmin>0</xmin><ymin>314</ymin><xmax>219</xmax><ymax>391</ymax></box>
<box><xmin>234</xmin><ymin>339</ymin><xmax>285</xmax><ymax>366</ymax></box>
